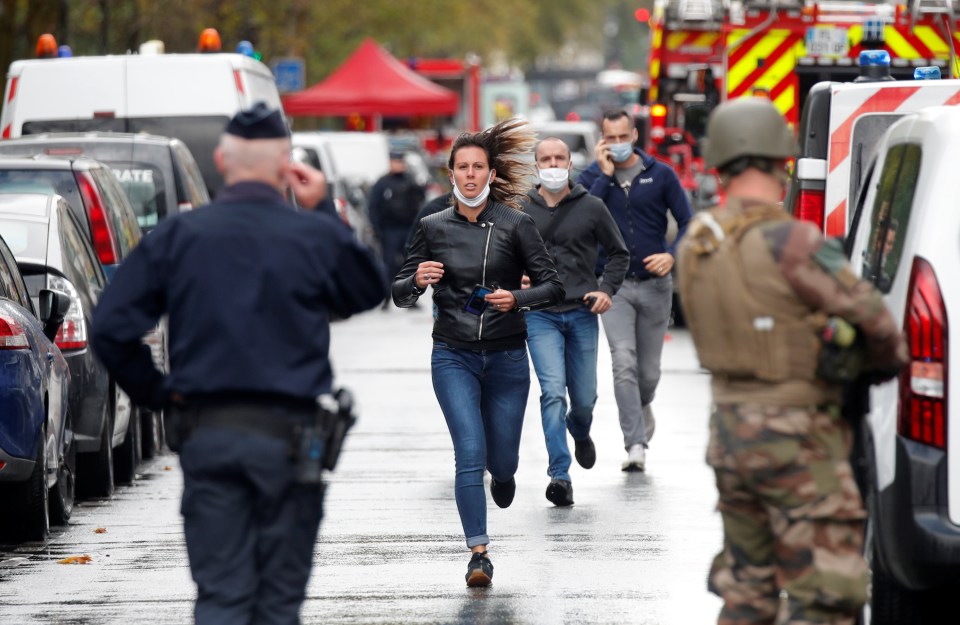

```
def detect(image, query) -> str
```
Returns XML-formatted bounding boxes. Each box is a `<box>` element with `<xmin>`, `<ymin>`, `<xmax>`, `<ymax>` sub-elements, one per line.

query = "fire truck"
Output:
<box><xmin>644</xmin><ymin>0</ymin><xmax>960</xmax><ymax>202</ymax></box>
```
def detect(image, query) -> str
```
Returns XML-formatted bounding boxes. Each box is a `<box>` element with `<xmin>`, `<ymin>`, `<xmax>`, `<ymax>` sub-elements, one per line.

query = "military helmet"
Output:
<box><xmin>703</xmin><ymin>97</ymin><xmax>798</xmax><ymax>170</ymax></box>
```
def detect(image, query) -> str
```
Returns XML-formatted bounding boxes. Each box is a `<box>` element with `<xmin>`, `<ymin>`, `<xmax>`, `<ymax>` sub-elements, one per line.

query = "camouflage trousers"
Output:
<box><xmin>706</xmin><ymin>402</ymin><xmax>868</xmax><ymax>625</ymax></box>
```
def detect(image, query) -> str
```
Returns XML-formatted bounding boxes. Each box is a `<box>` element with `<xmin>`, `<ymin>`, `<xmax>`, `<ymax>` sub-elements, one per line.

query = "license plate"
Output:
<box><xmin>806</xmin><ymin>27</ymin><xmax>849</xmax><ymax>57</ymax></box>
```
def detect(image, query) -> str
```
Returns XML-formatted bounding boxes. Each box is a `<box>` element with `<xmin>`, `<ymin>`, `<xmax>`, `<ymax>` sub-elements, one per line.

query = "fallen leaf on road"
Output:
<box><xmin>94</xmin><ymin>527</ymin><xmax>107</xmax><ymax>534</ymax></box>
<box><xmin>164</xmin><ymin>466</ymin><xmax>173</xmax><ymax>471</ymax></box>
<box><xmin>57</xmin><ymin>555</ymin><xmax>92</xmax><ymax>565</ymax></box>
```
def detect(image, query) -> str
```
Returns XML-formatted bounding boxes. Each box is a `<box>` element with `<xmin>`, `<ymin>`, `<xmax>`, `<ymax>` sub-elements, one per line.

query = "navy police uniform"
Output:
<box><xmin>91</xmin><ymin>104</ymin><xmax>386</xmax><ymax>625</ymax></box>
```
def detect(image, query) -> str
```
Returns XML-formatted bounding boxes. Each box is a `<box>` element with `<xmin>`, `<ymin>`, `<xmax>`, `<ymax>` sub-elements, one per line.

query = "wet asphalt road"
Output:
<box><xmin>0</xmin><ymin>303</ymin><xmax>723</xmax><ymax>624</ymax></box>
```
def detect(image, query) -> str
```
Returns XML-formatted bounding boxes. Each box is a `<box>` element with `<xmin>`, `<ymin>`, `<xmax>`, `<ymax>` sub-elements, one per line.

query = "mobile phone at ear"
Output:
<box><xmin>464</xmin><ymin>284</ymin><xmax>494</xmax><ymax>315</ymax></box>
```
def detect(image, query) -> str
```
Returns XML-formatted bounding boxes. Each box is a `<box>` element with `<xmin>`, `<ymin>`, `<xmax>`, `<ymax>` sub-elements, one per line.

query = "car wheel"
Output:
<box><xmin>49</xmin><ymin>419</ymin><xmax>76</xmax><ymax>525</ymax></box>
<box><xmin>114</xmin><ymin>404</ymin><xmax>140</xmax><ymax>485</ymax></box>
<box><xmin>77</xmin><ymin>397</ymin><xmax>114</xmax><ymax>499</ymax></box>
<box><xmin>0</xmin><ymin>425</ymin><xmax>51</xmax><ymax>542</ymax></box>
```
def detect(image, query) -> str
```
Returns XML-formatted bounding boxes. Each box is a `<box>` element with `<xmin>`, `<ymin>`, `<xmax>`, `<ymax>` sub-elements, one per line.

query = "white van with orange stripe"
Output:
<box><xmin>785</xmin><ymin>75</ymin><xmax>960</xmax><ymax>237</ymax></box>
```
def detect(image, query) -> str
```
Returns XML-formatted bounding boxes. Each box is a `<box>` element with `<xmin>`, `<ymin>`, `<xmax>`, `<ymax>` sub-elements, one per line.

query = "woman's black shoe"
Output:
<box><xmin>465</xmin><ymin>551</ymin><xmax>493</xmax><ymax>587</ymax></box>
<box><xmin>490</xmin><ymin>476</ymin><xmax>516</xmax><ymax>508</ymax></box>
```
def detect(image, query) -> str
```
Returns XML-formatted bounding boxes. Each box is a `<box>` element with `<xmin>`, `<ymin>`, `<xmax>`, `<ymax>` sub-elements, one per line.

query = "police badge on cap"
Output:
<box><xmin>225</xmin><ymin>102</ymin><xmax>289</xmax><ymax>139</ymax></box>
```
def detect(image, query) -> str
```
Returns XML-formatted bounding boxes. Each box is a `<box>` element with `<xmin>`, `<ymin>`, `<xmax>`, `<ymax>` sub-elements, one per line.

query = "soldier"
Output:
<box><xmin>676</xmin><ymin>98</ymin><xmax>909</xmax><ymax>625</ymax></box>
<box><xmin>91</xmin><ymin>103</ymin><xmax>386</xmax><ymax>624</ymax></box>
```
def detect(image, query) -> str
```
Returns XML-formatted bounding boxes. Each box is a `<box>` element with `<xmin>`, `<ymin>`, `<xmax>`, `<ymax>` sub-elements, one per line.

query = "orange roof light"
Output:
<box><xmin>198</xmin><ymin>28</ymin><xmax>222</xmax><ymax>53</ymax></box>
<box><xmin>650</xmin><ymin>103</ymin><xmax>668</xmax><ymax>119</ymax></box>
<box><xmin>36</xmin><ymin>33</ymin><xmax>58</xmax><ymax>59</ymax></box>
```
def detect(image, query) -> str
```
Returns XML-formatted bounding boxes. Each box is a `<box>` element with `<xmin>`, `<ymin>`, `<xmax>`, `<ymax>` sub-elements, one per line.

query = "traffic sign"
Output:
<box><xmin>272</xmin><ymin>57</ymin><xmax>305</xmax><ymax>93</ymax></box>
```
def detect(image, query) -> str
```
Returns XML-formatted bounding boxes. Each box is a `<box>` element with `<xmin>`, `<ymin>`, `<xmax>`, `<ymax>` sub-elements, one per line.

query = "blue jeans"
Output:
<box><xmin>431</xmin><ymin>341</ymin><xmax>530</xmax><ymax>548</ymax></box>
<box><xmin>601</xmin><ymin>276</ymin><xmax>673</xmax><ymax>449</ymax></box>
<box><xmin>526</xmin><ymin>308</ymin><xmax>598</xmax><ymax>482</ymax></box>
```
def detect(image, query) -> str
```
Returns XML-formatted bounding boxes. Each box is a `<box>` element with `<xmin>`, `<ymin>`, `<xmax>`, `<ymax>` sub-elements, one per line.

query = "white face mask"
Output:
<box><xmin>608</xmin><ymin>142</ymin><xmax>634</xmax><ymax>163</ymax></box>
<box><xmin>538</xmin><ymin>167</ymin><xmax>569</xmax><ymax>192</ymax></box>
<box><xmin>452</xmin><ymin>171</ymin><xmax>493</xmax><ymax>208</ymax></box>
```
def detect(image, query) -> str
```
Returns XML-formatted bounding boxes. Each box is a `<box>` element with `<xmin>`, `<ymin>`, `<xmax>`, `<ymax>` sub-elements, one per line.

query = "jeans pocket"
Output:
<box><xmin>504</xmin><ymin>346</ymin><xmax>528</xmax><ymax>362</ymax></box>
<box><xmin>433</xmin><ymin>341</ymin><xmax>454</xmax><ymax>351</ymax></box>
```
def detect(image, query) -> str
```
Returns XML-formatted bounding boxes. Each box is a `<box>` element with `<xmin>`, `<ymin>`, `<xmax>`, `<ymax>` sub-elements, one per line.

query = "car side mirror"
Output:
<box><xmin>38</xmin><ymin>288</ymin><xmax>70</xmax><ymax>342</ymax></box>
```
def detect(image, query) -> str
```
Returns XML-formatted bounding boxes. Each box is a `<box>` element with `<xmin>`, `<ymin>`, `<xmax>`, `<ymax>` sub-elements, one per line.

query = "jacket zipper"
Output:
<box><xmin>477</xmin><ymin>222</ymin><xmax>494</xmax><ymax>341</ymax></box>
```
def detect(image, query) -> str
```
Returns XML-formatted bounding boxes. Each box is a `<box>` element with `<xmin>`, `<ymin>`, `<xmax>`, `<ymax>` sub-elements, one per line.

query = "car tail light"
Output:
<box><xmin>898</xmin><ymin>257</ymin><xmax>948</xmax><ymax>449</ymax></box>
<box><xmin>795</xmin><ymin>189</ymin><xmax>825</xmax><ymax>231</ymax></box>
<box><xmin>47</xmin><ymin>274</ymin><xmax>87</xmax><ymax>351</ymax></box>
<box><xmin>75</xmin><ymin>171</ymin><xmax>119</xmax><ymax>265</ymax></box>
<box><xmin>178</xmin><ymin>201</ymin><xmax>195</xmax><ymax>213</ymax></box>
<box><xmin>0</xmin><ymin>313</ymin><xmax>29</xmax><ymax>349</ymax></box>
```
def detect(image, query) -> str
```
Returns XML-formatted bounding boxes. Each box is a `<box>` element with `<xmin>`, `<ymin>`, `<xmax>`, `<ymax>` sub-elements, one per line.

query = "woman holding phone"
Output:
<box><xmin>393</xmin><ymin>118</ymin><xmax>564</xmax><ymax>587</ymax></box>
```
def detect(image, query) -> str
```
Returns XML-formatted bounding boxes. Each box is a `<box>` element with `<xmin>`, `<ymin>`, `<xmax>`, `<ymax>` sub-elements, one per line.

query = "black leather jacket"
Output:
<box><xmin>394</xmin><ymin>201</ymin><xmax>564</xmax><ymax>350</ymax></box>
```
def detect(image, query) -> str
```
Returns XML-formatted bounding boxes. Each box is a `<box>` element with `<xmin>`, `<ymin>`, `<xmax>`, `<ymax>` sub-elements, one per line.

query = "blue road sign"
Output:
<box><xmin>272</xmin><ymin>58</ymin><xmax>306</xmax><ymax>93</ymax></box>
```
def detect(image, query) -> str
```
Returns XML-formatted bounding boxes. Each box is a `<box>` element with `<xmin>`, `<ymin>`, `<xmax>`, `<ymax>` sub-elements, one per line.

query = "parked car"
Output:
<box><xmin>0</xmin><ymin>227</ymin><xmax>70</xmax><ymax>541</ymax></box>
<box><xmin>0</xmin><ymin>155</ymin><xmax>142</xmax><ymax>280</ymax></box>
<box><xmin>845</xmin><ymin>105</ymin><xmax>960</xmax><ymax>624</ymax></box>
<box><xmin>0</xmin><ymin>192</ymin><xmax>139</xmax><ymax>497</ymax></box>
<box><xmin>0</xmin><ymin>132</ymin><xmax>210</xmax><ymax>232</ymax></box>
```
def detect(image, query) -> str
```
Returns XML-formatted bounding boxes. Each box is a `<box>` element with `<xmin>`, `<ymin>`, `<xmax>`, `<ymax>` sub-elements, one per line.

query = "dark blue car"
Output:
<box><xmin>0</xmin><ymin>228</ymin><xmax>71</xmax><ymax>542</ymax></box>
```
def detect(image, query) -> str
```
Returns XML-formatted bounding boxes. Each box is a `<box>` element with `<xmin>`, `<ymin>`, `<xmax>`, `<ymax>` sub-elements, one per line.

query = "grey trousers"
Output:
<box><xmin>601</xmin><ymin>275</ymin><xmax>673</xmax><ymax>450</ymax></box>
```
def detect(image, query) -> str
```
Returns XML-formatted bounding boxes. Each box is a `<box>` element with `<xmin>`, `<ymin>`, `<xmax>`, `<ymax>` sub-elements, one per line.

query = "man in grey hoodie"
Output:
<box><xmin>521</xmin><ymin>137</ymin><xmax>629</xmax><ymax>506</ymax></box>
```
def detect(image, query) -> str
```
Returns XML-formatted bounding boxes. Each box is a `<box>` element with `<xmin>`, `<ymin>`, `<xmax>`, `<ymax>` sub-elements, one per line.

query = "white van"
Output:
<box><xmin>1</xmin><ymin>52</ymin><xmax>282</xmax><ymax>196</ymax></box>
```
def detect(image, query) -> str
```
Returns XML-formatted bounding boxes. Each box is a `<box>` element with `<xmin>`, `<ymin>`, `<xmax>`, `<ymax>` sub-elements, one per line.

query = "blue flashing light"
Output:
<box><xmin>859</xmin><ymin>50</ymin><xmax>891</xmax><ymax>67</ymax></box>
<box><xmin>914</xmin><ymin>66</ymin><xmax>942</xmax><ymax>80</ymax></box>
<box><xmin>236</xmin><ymin>40</ymin><xmax>255</xmax><ymax>57</ymax></box>
<box><xmin>57</xmin><ymin>45</ymin><xmax>73</xmax><ymax>58</ymax></box>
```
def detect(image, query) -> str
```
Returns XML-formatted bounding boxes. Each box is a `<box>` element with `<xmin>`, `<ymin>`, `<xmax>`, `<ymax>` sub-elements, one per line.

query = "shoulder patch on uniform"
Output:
<box><xmin>759</xmin><ymin>221</ymin><xmax>794</xmax><ymax>262</ymax></box>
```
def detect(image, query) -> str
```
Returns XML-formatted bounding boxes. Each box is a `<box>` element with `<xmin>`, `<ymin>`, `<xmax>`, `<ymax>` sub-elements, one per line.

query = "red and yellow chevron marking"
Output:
<box><xmin>727</xmin><ymin>28</ymin><xmax>804</xmax><ymax>123</ymax></box>
<box><xmin>664</xmin><ymin>31</ymin><xmax>721</xmax><ymax>54</ymax></box>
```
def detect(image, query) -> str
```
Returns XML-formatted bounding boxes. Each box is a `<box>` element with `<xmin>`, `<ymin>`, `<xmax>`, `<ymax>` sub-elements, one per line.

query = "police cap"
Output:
<box><xmin>225</xmin><ymin>102</ymin><xmax>288</xmax><ymax>139</ymax></box>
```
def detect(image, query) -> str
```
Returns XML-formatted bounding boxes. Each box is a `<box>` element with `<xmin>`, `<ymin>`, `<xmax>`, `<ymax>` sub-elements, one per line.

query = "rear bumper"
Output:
<box><xmin>0</xmin><ymin>448</ymin><xmax>35</xmax><ymax>481</ymax></box>
<box><xmin>873</xmin><ymin>436</ymin><xmax>960</xmax><ymax>590</ymax></box>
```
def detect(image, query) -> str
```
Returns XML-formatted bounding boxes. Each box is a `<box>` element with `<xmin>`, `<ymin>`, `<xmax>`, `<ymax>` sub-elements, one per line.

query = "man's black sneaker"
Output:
<box><xmin>465</xmin><ymin>551</ymin><xmax>493</xmax><ymax>587</ymax></box>
<box><xmin>545</xmin><ymin>478</ymin><xmax>574</xmax><ymax>506</ymax></box>
<box><xmin>574</xmin><ymin>436</ymin><xmax>596</xmax><ymax>469</ymax></box>
<box><xmin>490</xmin><ymin>476</ymin><xmax>516</xmax><ymax>508</ymax></box>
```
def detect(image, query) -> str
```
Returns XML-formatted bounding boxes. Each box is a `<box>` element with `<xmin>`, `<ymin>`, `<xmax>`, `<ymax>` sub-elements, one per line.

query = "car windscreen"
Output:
<box><xmin>23</xmin><ymin>115</ymin><xmax>229</xmax><ymax>197</ymax></box>
<box><xmin>0</xmin><ymin>170</ymin><xmax>81</xmax><ymax>218</ymax></box>
<box><xmin>0</xmin><ymin>218</ymin><xmax>48</xmax><ymax>263</ymax></box>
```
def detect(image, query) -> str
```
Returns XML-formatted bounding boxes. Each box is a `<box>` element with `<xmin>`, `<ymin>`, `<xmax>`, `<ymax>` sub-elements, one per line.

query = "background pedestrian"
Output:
<box><xmin>393</xmin><ymin>118</ymin><xmax>564</xmax><ymax>587</ymax></box>
<box><xmin>677</xmin><ymin>97</ymin><xmax>909</xmax><ymax>625</ymax></box>
<box><xmin>577</xmin><ymin>109</ymin><xmax>693</xmax><ymax>472</ymax></box>
<box><xmin>521</xmin><ymin>136</ymin><xmax>628</xmax><ymax>506</ymax></box>
<box><xmin>90</xmin><ymin>102</ymin><xmax>386</xmax><ymax>624</ymax></box>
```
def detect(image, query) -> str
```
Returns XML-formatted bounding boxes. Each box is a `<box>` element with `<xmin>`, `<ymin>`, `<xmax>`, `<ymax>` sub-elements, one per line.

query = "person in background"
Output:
<box><xmin>369</xmin><ymin>150</ymin><xmax>425</xmax><ymax>308</ymax></box>
<box><xmin>90</xmin><ymin>102</ymin><xmax>386</xmax><ymax>624</ymax></box>
<box><xmin>677</xmin><ymin>97</ymin><xmax>909</xmax><ymax>625</ymax></box>
<box><xmin>393</xmin><ymin>118</ymin><xmax>564</xmax><ymax>587</ymax></box>
<box><xmin>577</xmin><ymin>109</ymin><xmax>693</xmax><ymax>472</ymax></box>
<box><xmin>521</xmin><ymin>136</ymin><xmax>628</xmax><ymax>506</ymax></box>
<box><xmin>404</xmin><ymin>190</ymin><xmax>453</xmax><ymax>254</ymax></box>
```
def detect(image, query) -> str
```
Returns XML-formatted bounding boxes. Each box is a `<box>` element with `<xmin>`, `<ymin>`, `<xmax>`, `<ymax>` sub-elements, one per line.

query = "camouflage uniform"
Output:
<box><xmin>677</xmin><ymin>199</ymin><xmax>909</xmax><ymax>625</ymax></box>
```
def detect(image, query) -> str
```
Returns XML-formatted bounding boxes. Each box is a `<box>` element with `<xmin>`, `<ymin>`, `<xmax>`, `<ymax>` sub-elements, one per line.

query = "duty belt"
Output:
<box><xmin>178</xmin><ymin>404</ymin><xmax>313</xmax><ymax>441</ymax></box>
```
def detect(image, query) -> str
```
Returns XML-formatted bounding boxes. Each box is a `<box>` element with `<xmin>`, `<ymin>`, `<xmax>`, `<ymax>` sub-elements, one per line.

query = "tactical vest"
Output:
<box><xmin>678</xmin><ymin>201</ymin><xmax>825</xmax><ymax>384</ymax></box>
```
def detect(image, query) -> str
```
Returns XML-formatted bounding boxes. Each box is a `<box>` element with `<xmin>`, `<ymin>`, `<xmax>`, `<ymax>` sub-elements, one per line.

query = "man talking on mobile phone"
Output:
<box><xmin>521</xmin><ymin>137</ymin><xmax>628</xmax><ymax>506</ymax></box>
<box><xmin>577</xmin><ymin>110</ymin><xmax>692</xmax><ymax>472</ymax></box>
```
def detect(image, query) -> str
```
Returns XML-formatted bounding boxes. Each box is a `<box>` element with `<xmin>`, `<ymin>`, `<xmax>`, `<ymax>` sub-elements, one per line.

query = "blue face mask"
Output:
<box><xmin>608</xmin><ymin>142</ymin><xmax>634</xmax><ymax>163</ymax></box>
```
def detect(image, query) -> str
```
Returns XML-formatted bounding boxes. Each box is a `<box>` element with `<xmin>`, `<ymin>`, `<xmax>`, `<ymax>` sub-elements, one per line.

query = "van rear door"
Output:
<box><xmin>3</xmin><ymin>58</ymin><xmax>127</xmax><ymax>138</ymax></box>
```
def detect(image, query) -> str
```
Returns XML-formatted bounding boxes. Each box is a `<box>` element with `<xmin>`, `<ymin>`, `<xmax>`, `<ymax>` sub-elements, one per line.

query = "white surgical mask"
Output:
<box><xmin>452</xmin><ymin>172</ymin><xmax>493</xmax><ymax>208</ymax></box>
<box><xmin>538</xmin><ymin>167</ymin><xmax>569</xmax><ymax>192</ymax></box>
<box><xmin>608</xmin><ymin>142</ymin><xmax>634</xmax><ymax>163</ymax></box>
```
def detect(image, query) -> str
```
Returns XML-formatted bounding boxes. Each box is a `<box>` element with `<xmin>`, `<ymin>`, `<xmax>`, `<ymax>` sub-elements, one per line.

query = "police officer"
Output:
<box><xmin>676</xmin><ymin>98</ymin><xmax>909</xmax><ymax>625</ymax></box>
<box><xmin>90</xmin><ymin>102</ymin><xmax>386</xmax><ymax>624</ymax></box>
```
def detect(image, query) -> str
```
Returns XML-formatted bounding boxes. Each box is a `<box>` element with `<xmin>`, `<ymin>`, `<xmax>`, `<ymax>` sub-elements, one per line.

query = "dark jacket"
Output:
<box><xmin>394</xmin><ymin>201</ymin><xmax>564</xmax><ymax>350</ymax></box>
<box><xmin>577</xmin><ymin>148</ymin><xmax>693</xmax><ymax>278</ymax></box>
<box><xmin>368</xmin><ymin>171</ymin><xmax>425</xmax><ymax>233</ymax></box>
<box><xmin>522</xmin><ymin>182</ymin><xmax>629</xmax><ymax>309</ymax></box>
<box><xmin>91</xmin><ymin>181</ymin><xmax>387</xmax><ymax>411</ymax></box>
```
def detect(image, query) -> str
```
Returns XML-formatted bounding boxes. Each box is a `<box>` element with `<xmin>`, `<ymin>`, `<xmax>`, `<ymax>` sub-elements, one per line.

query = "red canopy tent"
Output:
<box><xmin>282</xmin><ymin>38</ymin><xmax>460</xmax><ymax>119</ymax></box>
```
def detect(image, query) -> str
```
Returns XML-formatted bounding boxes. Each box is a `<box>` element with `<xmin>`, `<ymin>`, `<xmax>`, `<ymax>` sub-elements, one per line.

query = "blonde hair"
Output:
<box><xmin>447</xmin><ymin>118</ymin><xmax>535</xmax><ymax>210</ymax></box>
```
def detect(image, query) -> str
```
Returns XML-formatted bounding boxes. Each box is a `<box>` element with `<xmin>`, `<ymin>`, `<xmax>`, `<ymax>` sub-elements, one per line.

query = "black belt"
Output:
<box><xmin>624</xmin><ymin>272</ymin><xmax>654</xmax><ymax>282</ymax></box>
<box><xmin>177</xmin><ymin>404</ymin><xmax>313</xmax><ymax>441</ymax></box>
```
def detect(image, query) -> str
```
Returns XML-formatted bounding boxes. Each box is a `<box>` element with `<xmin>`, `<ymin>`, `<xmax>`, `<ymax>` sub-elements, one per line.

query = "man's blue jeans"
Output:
<box><xmin>431</xmin><ymin>341</ymin><xmax>530</xmax><ymax>548</ymax></box>
<box><xmin>526</xmin><ymin>307</ymin><xmax>598</xmax><ymax>482</ymax></box>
